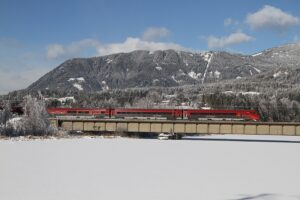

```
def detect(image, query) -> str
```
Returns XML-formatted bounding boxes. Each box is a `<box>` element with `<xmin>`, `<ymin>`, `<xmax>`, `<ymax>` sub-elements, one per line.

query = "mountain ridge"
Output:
<box><xmin>27</xmin><ymin>43</ymin><xmax>300</xmax><ymax>93</ymax></box>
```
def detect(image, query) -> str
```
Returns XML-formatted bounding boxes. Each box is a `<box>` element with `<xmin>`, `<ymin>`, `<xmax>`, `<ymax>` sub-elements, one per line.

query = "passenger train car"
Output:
<box><xmin>47</xmin><ymin>108</ymin><xmax>260</xmax><ymax>121</ymax></box>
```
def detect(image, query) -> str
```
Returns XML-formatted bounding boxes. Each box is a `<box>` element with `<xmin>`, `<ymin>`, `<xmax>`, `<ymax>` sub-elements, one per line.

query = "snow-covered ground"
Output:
<box><xmin>1</xmin><ymin>135</ymin><xmax>300</xmax><ymax>200</ymax></box>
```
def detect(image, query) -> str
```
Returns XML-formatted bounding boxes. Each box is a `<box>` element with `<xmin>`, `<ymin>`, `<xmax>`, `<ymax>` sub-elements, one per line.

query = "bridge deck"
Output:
<box><xmin>49</xmin><ymin>118</ymin><xmax>300</xmax><ymax>136</ymax></box>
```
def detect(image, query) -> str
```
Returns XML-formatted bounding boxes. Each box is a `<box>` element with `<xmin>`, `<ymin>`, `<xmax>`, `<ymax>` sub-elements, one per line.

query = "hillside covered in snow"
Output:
<box><xmin>27</xmin><ymin>43</ymin><xmax>300</xmax><ymax>93</ymax></box>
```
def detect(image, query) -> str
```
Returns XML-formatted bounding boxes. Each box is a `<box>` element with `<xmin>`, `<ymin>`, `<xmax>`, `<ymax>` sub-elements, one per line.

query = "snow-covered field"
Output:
<box><xmin>1</xmin><ymin>135</ymin><xmax>300</xmax><ymax>200</ymax></box>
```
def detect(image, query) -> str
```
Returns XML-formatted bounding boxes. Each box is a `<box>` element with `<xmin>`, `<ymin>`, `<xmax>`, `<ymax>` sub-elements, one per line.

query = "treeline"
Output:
<box><xmin>2</xmin><ymin>80</ymin><xmax>300</xmax><ymax>122</ymax></box>
<box><xmin>202</xmin><ymin>92</ymin><xmax>300</xmax><ymax>121</ymax></box>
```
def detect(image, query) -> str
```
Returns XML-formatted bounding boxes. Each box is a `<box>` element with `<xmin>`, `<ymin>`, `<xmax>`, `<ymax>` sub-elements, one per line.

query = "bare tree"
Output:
<box><xmin>0</xmin><ymin>101</ymin><xmax>12</xmax><ymax>135</ymax></box>
<box><xmin>3</xmin><ymin>95</ymin><xmax>57</xmax><ymax>136</ymax></box>
<box><xmin>22</xmin><ymin>95</ymin><xmax>56</xmax><ymax>136</ymax></box>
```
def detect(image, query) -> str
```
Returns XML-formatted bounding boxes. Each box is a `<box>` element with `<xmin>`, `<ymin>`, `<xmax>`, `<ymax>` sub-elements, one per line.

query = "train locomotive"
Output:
<box><xmin>47</xmin><ymin>108</ymin><xmax>260</xmax><ymax>121</ymax></box>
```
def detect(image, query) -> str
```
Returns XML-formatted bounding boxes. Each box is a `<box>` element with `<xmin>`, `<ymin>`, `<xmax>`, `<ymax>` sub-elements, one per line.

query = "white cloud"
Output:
<box><xmin>246</xmin><ymin>5</ymin><xmax>300</xmax><ymax>31</ymax></box>
<box><xmin>46</xmin><ymin>27</ymin><xmax>187</xmax><ymax>59</ymax></box>
<box><xmin>96</xmin><ymin>37</ymin><xmax>186</xmax><ymax>56</ymax></box>
<box><xmin>46</xmin><ymin>39</ymin><xmax>100</xmax><ymax>60</ymax></box>
<box><xmin>224</xmin><ymin>18</ymin><xmax>239</xmax><ymax>27</ymax></box>
<box><xmin>142</xmin><ymin>27</ymin><xmax>170</xmax><ymax>41</ymax></box>
<box><xmin>47</xmin><ymin>44</ymin><xmax>65</xmax><ymax>59</ymax></box>
<box><xmin>207</xmin><ymin>31</ymin><xmax>253</xmax><ymax>49</ymax></box>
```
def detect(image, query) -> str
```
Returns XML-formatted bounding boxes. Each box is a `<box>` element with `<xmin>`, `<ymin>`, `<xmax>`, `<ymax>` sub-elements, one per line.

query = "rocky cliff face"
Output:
<box><xmin>27</xmin><ymin>43</ymin><xmax>300</xmax><ymax>93</ymax></box>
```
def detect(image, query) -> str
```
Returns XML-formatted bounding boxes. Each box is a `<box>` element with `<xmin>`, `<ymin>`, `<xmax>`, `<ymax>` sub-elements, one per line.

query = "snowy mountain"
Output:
<box><xmin>252</xmin><ymin>43</ymin><xmax>300</xmax><ymax>68</ymax></box>
<box><xmin>27</xmin><ymin>43</ymin><xmax>300</xmax><ymax>92</ymax></box>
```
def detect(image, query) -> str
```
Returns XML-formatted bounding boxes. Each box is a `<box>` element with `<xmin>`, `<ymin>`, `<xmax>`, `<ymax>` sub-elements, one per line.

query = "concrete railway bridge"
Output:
<box><xmin>50</xmin><ymin>118</ymin><xmax>300</xmax><ymax>136</ymax></box>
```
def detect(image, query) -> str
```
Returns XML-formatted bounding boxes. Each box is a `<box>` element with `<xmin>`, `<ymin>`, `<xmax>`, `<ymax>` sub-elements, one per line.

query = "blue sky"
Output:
<box><xmin>0</xmin><ymin>0</ymin><xmax>300</xmax><ymax>94</ymax></box>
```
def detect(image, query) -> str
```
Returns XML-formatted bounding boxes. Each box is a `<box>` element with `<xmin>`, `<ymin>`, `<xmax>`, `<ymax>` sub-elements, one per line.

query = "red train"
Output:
<box><xmin>47</xmin><ymin>108</ymin><xmax>260</xmax><ymax>121</ymax></box>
